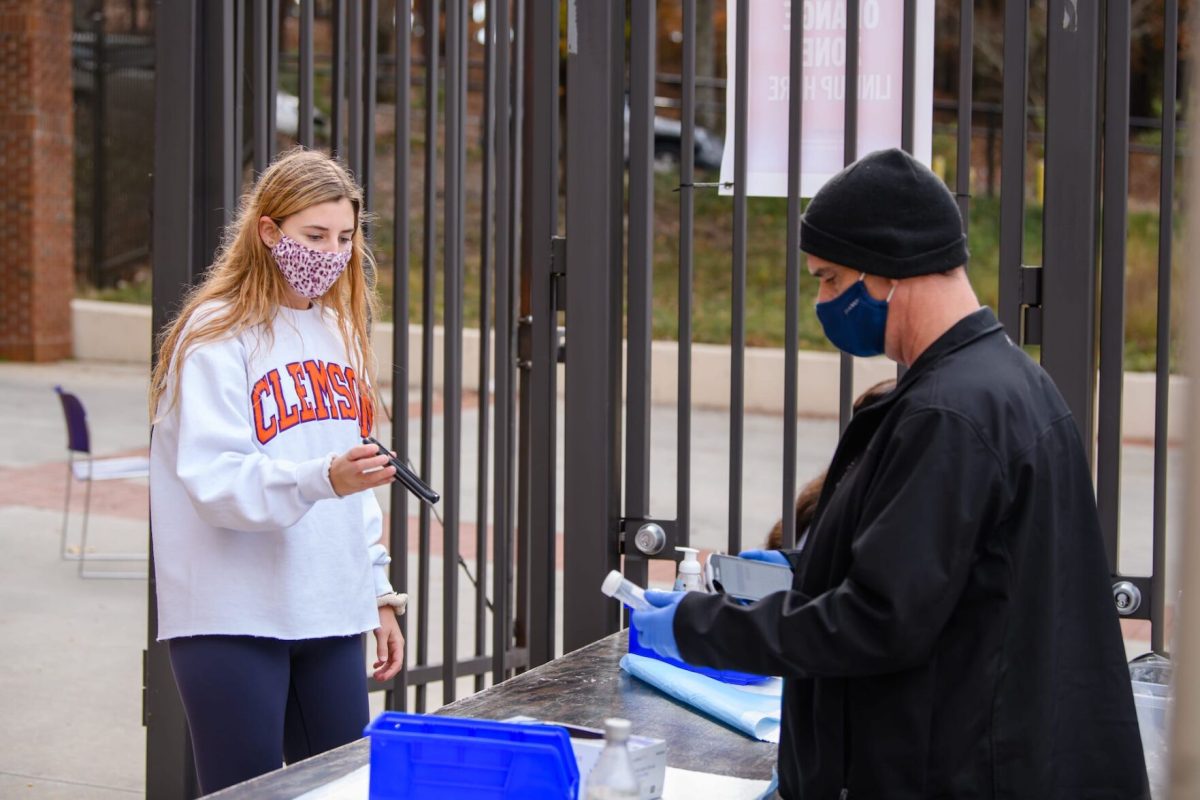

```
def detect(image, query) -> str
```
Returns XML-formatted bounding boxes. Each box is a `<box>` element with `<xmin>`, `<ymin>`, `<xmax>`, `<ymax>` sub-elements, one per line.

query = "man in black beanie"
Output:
<box><xmin>633</xmin><ymin>149</ymin><xmax>1149</xmax><ymax>798</ymax></box>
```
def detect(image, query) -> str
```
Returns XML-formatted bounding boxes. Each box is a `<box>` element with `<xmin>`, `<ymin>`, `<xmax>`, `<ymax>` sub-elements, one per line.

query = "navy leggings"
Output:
<box><xmin>168</xmin><ymin>634</ymin><xmax>369</xmax><ymax>795</ymax></box>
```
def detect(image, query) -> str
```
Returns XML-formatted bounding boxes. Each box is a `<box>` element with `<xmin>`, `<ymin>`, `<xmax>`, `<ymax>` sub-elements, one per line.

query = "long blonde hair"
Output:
<box><xmin>150</xmin><ymin>148</ymin><xmax>380</xmax><ymax>427</ymax></box>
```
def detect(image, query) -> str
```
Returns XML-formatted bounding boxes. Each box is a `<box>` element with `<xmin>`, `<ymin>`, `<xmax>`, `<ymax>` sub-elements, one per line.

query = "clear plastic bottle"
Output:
<box><xmin>601</xmin><ymin>570</ymin><xmax>651</xmax><ymax>611</ymax></box>
<box><xmin>584</xmin><ymin>718</ymin><xmax>641</xmax><ymax>800</ymax></box>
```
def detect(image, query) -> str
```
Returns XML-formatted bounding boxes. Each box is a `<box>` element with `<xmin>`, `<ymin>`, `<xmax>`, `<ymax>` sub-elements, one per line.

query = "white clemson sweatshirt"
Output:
<box><xmin>150</xmin><ymin>301</ymin><xmax>393</xmax><ymax>641</ymax></box>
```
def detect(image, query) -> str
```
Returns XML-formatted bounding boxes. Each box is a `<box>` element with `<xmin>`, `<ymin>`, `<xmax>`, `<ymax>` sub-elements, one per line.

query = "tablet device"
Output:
<box><xmin>707</xmin><ymin>553</ymin><xmax>793</xmax><ymax>601</ymax></box>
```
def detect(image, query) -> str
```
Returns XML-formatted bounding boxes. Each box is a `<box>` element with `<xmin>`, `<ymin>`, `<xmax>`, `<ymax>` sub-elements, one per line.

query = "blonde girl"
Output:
<box><xmin>149</xmin><ymin>148</ymin><xmax>404</xmax><ymax>794</ymax></box>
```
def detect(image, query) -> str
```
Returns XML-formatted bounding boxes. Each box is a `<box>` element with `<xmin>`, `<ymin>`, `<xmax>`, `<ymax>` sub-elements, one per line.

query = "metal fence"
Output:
<box><xmin>147</xmin><ymin>1</ymin><xmax>1182</xmax><ymax>796</ymax></box>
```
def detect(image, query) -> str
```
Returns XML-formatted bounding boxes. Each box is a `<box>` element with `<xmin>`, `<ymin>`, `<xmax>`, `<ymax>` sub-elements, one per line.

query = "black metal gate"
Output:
<box><xmin>560</xmin><ymin>0</ymin><xmax>1183</xmax><ymax>667</ymax></box>
<box><xmin>148</xmin><ymin>1</ymin><xmax>1183</xmax><ymax>796</ymax></box>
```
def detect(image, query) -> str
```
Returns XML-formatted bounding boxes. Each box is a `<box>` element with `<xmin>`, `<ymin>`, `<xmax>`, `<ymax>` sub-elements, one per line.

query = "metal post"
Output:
<box><xmin>624</xmin><ymin>0</ymin><xmax>655</xmax><ymax>587</ymax></box>
<box><xmin>838</xmin><ymin>0</ymin><xmax>860</xmax><ymax>431</ymax></box>
<box><xmin>491</xmin><ymin>0</ymin><xmax>515</xmax><ymax>686</ymax></box>
<box><xmin>415</xmin><ymin>0</ymin><xmax>438</xmax><ymax>712</ymax></box>
<box><xmin>298</xmin><ymin>0</ymin><xmax>314</xmax><ymax>147</ymax></box>
<box><xmin>997</xmin><ymin>1</ymin><xmax>1028</xmax><ymax>339</ymax></box>
<box><xmin>331</xmin><ymin>0</ymin><xmax>346</xmax><ymax>159</ymax></box>
<box><xmin>1097</xmin><ymin>0</ymin><xmax>1130</xmax><ymax>573</ymax></box>
<box><xmin>954</xmin><ymin>0</ymin><xmax>973</xmax><ymax>230</ymax></box>
<box><xmin>388</xmin><ymin>0</ymin><xmax>412</xmax><ymax>713</ymax></box>
<box><xmin>362</xmin><ymin>0</ymin><xmax>378</xmax><ymax>211</ymax></box>
<box><xmin>148</xmin><ymin>1</ymin><xmax>201</xmax><ymax>796</ymax></box>
<box><xmin>524</xmin><ymin>0</ymin><xmax>559</xmax><ymax>667</ymax></box>
<box><xmin>677</xmin><ymin>0</ymin><xmax>695</xmax><ymax>549</ymax></box>
<box><xmin>781</xmin><ymin>0</ymin><xmax>804</xmax><ymax>550</ymax></box>
<box><xmin>728</xmin><ymin>0</ymin><xmax>748</xmax><ymax>554</ymax></box>
<box><xmin>253</xmin><ymin>0</ymin><xmax>269</xmax><ymax>174</ymax></box>
<box><xmin>348</xmin><ymin>0</ymin><xmax>364</xmax><ymax>181</ymax></box>
<box><xmin>443</xmin><ymin>0</ymin><xmax>466</xmax><ymax>704</ymax></box>
<box><xmin>563</xmin><ymin>0</ymin><xmax>624</xmax><ymax>652</ymax></box>
<box><xmin>1150</xmin><ymin>0</ymin><xmax>1179</xmax><ymax>655</ymax></box>
<box><xmin>1041</xmin><ymin>0</ymin><xmax>1101</xmax><ymax>455</ymax></box>
<box><xmin>476</xmin><ymin>0</ymin><xmax>496</xmax><ymax>693</ymax></box>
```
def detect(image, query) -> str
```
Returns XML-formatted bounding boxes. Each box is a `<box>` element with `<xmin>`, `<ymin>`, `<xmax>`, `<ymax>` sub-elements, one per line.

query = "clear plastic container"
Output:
<box><xmin>601</xmin><ymin>570</ymin><xmax>651</xmax><ymax>611</ymax></box>
<box><xmin>584</xmin><ymin>718</ymin><xmax>641</xmax><ymax>800</ymax></box>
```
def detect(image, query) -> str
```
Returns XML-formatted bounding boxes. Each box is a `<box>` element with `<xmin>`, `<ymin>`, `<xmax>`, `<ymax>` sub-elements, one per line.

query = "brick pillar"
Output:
<box><xmin>0</xmin><ymin>0</ymin><xmax>74</xmax><ymax>361</ymax></box>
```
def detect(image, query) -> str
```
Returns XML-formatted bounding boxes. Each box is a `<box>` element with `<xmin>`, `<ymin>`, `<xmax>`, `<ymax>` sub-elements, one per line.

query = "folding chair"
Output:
<box><xmin>55</xmin><ymin>386</ymin><xmax>149</xmax><ymax>579</ymax></box>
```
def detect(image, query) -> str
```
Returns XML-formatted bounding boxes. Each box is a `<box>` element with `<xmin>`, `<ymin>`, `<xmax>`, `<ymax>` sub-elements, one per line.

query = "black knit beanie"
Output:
<box><xmin>800</xmin><ymin>148</ymin><xmax>968</xmax><ymax>279</ymax></box>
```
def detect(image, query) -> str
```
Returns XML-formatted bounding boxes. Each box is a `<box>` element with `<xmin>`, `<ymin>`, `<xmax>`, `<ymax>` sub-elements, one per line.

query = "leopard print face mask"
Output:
<box><xmin>270</xmin><ymin>234</ymin><xmax>352</xmax><ymax>299</ymax></box>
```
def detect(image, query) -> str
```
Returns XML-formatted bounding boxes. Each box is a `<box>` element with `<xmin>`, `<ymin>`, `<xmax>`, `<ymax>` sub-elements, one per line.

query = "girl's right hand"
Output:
<box><xmin>329</xmin><ymin>444</ymin><xmax>396</xmax><ymax>497</ymax></box>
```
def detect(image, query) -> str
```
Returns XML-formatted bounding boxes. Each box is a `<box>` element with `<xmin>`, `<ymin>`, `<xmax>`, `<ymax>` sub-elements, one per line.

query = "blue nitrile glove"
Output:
<box><xmin>738</xmin><ymin>549</ymin><xmax>790</xmax><ymax>567</ymax></box>
<box><xmin>631</xmin><ymin>590</ymin><xmax>686</xmax><ymax>662</ymax></box>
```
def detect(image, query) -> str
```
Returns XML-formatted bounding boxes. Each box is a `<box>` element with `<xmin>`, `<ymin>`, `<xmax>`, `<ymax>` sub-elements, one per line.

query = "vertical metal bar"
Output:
<box><xmin>201</xmin><ymin>0</ymin><xmax>238</xmax><ymax>260</ymax></box>
<box><xmin>91</xmin><ymin>4</ymin><xmax>106</xmax><ymax>286</ymax></box>
<box><xmin>233</xmin><ymin>0</ymin><xmax>244</xmax><ymax>191</ymax></box>
<box><xmin>331</xmin><ymin>0</ymin><xmax>347</xmax><ymax>159</ymax></box>
<box><xmin>727</xmin><ymin>0</ymin><xmax>749</xmax><ymax>555</ymax></box>
<box><xmin>491</xmin><ymin>0</ymin><xmax>514</xmax><ymax>686</ymax></box>
<box><xmin>625</xmin><ymin>0</ymin><xmax>655</xmax><ymax>587</ymax></box>
<box><xmin>1097</xmin><ymin>0</ymin><xmax>1130</xmax><ymax>574</ymax></box>
<box><xmin>253</xmin><ymin>0</ymin><xmax>269</xmax><ymax>173</ymax></box>
<box><xmin>388</xmin><ymin>0</ymin><xmax>412</xmax><ymax>713</ymax></box>
<box><xmin>267</xmin><ymin>0</ymin><xmax>279</xmax><ymax>161</ymax></box>
<box><xmin>900</xmin><ymin>0</ymin><xmax>916</xmax><ymax>154</ymax></box>
<box><xmin>148</xmin><ymin>3</ymin><xmax>200</xmax><ymax>796</ymax></box>
<box><xmin>476</xmin><ymin>0</ymin><xmax>496</xmax><ymax>693</ymax></box>
<box><xmin>955</xmin><ymin>0</ymin><xmax>973</xmax><ymax>232</ymax></box>
<box><xmin>677</xmin><ymin>0</ymin><xmax>695</xmax><ymax>549</ymax></box>
<box><xmin>416</xmin><ymin>0</ymin><xmax>439</xmax><ymax>713</ymax></box>
<box><xmin>512</xmin><ymin>0</ymin><xmax>530</xmax><ymax>669</ymax></box>
<box><xmin>443</xmin><ymin>0</ymin><xmax>466</xmax><ymax>704</ymax></box>
<box><xmin>1041</xmin><ymin>0</ymin><xmax>1101</xmax><ymax>455</ymax></box>
<box><xmin>838</xmin><ymin>0</ymin><xmax>860</xmax><ymax>431</ymax></box>
<box><xmin>363</xmin><ymin>0</ymin><xmax>378</xmax><ymax>211</ymax></box>
<box><xmin>348</xmin><ymin>0</ymin><xmax>364</xmax><ymax>180</ymax></box>
<box><xmin>299</xmin><ymin>0</ymin><xmax>315</xmax><ymax>147</ymax></box>
<box><xmin>997</xmin><ymin>1</ymin><xmax>1028</xmax><ymax>339</ymax></box>
<box><xmin>781</xmin><ymin>0</ymin><xmax>804</xmax><ymax>551</ymax></box>
<box><xmin>1151</xmin><ymin>0</ymin><xmax>1179</xmax><ymax>655</ymax></box>
<box><xmin>524</xmin><ymin>0</ymin><xmax>558</xmax><ymax>668</ymax></box>
<box><xmin>563</xmin><ymin>0</ymin><xmax>624</xmax><ymax>652</ymax></box>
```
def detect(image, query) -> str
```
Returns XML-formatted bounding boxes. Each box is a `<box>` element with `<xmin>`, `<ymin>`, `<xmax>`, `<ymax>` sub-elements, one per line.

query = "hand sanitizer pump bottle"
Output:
<box><xmin>672</xmin><ymin>546</ymin><xmax>703</xmax><ymax>592</ymax></box>
<box><xmin>585</xmin><ymin>718</ymin><xmax>641</xmax><ymax>800</ymax></box>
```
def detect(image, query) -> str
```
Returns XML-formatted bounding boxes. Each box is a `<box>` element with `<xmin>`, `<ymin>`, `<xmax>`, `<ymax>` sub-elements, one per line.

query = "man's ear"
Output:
<box><xmin>258</xmin><ymin>216</ymin><xmax>281</xmax><ymax>248</ymax></box>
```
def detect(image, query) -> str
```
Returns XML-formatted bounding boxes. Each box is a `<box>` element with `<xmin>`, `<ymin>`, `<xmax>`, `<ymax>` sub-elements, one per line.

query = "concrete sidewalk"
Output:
<box><xmin>0</xmin><ymin>360</ymin><xmax>1176</xmax><ymax>797</ymax></box>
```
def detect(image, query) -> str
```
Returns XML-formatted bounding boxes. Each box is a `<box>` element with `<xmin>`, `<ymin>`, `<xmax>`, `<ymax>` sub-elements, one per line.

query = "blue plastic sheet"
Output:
<box><xmin>620</xmin><ymin>654</ymin><xmax>783</xmax><ymax>743</ymax></box>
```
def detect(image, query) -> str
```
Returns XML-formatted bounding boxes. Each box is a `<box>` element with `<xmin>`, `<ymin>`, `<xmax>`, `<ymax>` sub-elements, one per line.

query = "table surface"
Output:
<box><xmin>207</xmin><ymin>630</ymin><xmax>778</xmax><ymax>799</ymax></box>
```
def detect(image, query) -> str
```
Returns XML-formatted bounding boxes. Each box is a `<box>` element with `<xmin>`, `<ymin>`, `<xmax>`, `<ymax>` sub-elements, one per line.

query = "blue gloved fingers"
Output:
<box><xmin>630</xmin><ymin>601</ymin><xmax>683</xmax><ymax>662</ymax></box>
<box><xmin>738</xmin><ymin>549</ymin><xmax>789</xmax><ymax>566</ymax></box>
<box><xmin>644</xmin><ymin>589</ymin><xmax>686</xmax><ymax>608</ymax></box>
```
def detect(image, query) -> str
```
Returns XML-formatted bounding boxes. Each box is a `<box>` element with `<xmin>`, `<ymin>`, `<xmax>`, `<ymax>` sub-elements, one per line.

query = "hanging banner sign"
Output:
<box><xmin>719</xmin><ymin>0</ymin><xmax>936</xmax><ymax>198</ymax></box>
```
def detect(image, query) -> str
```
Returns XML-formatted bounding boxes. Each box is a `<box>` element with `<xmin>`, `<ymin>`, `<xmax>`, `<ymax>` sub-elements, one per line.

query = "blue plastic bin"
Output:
<box><xmin>628</xmin><ymin>621</ymin><xmax>769</xmax><ymax>685</ymax></box>
<box><xmin>365</xmin><ymin>712</ymin><xmax>580</xmax><ymax>799</ymax></box>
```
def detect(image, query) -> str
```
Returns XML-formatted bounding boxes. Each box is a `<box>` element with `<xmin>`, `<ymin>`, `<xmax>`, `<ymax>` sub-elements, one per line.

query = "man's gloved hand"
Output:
<box><xmin>738</xmin><ymin>549</ymin><xmax>790</xmax><ymax>567</ymax></box>
<box><xmin>631</xmin><ymin>590</ymin><xmax>686</xmax><ymax>662</ymax></box>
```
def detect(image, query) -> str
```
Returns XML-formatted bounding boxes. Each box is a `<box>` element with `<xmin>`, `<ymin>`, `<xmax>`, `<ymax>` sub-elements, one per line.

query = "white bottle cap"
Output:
<box><xmin>601</xmin><ymin>570</ymin><xmax>625</xmax><ymax>598</ymax></box>
<box><xmin>603</xmin><ymin>717</ymin><xmax>632</xmax><ymax>742</ymax></box>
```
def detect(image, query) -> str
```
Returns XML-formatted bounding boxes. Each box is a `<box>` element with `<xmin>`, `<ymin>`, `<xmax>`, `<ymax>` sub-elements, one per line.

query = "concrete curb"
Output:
<box><xmin>71</xmin><ymin>298</ymin><xmax>1187</xmax><ymax>442</ymax></box>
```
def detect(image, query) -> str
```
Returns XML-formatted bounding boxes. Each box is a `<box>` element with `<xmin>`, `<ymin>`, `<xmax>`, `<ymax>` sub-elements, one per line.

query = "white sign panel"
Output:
<box><xmin>719</xmin><ymin>0</ymin><xmax>936</xmax><ymax>197</ymax></box>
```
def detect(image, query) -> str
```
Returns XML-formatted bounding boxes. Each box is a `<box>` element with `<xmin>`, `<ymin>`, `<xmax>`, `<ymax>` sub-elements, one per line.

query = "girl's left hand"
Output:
<box><xmin>373</xmin><ymin>607</ymin><xmax>405</xmax><ymax>681</ymax></box>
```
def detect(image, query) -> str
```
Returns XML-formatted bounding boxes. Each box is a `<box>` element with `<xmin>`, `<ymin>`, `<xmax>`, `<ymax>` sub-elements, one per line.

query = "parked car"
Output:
<box><xmin>624</xmin><ymin>101</ymin><xmax>724</xmax><ymax>172</ymax></box>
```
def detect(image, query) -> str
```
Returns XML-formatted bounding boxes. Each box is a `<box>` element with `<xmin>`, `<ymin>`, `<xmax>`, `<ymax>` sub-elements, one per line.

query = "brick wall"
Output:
<box><xmin>0</xmin><ymin>0</ymin><xmax>74</xmax><ymax>361</ymax></box>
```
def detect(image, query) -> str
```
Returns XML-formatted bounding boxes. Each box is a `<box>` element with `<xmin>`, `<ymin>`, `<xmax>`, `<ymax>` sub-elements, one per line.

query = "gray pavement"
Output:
<box><xmin>0</xmin><ymin>360</ymin><xmax>1179</xmax><ymax>797</ymax></box>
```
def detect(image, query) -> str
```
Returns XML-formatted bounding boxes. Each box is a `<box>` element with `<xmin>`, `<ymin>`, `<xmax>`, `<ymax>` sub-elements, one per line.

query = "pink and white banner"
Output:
<box><xmin>719</xmin><ymin>0</ymin><xmax>935</xmax><ymax>198</ymax></box>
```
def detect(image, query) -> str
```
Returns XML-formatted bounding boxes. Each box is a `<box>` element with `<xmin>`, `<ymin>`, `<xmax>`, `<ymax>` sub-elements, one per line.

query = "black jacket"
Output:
<box><xmin>675</xmin><ymin>309</ymin><xmax>1148</xmax><ymax>799</ymax></box>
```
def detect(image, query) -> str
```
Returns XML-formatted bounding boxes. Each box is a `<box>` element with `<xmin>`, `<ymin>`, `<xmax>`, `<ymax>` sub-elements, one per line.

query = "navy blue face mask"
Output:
<box><xmin>815</xmin><ymin>273</ymin><xmax>895</xmax><ymax>357</ymax></box>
